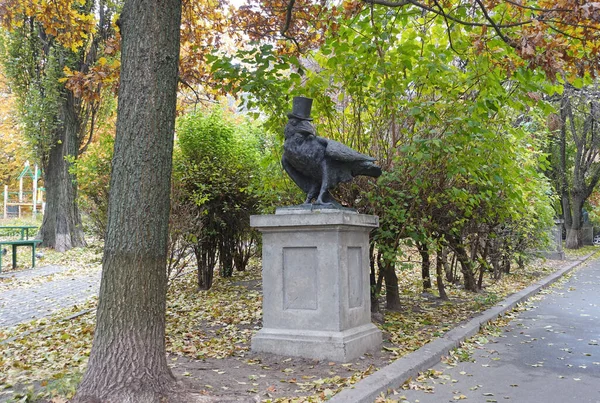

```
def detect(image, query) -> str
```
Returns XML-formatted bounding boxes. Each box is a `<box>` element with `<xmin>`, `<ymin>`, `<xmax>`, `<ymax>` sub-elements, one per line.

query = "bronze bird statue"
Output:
<box><xmin>282</xmin><ymin>97</ymin><xmax>382</xmax><ymax>208</ymax></box>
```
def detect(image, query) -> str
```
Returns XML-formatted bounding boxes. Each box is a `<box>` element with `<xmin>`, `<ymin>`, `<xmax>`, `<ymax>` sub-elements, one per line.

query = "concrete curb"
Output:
<box><xmin>329</xmin><ymin>255</ymin><xmax>594</xmax><ymax>403</ymax></box>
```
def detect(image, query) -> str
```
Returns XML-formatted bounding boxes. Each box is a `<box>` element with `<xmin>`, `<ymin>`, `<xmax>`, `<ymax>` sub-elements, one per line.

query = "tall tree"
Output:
<box><xmin>549</xmin><ymin>84</ymin><xmax>600</xmax><ymax>249</ymax></box>
<box><xmin>0</xmin><ymin>0</ymin><xmax>117</xmax><ymax>251</ymax></box>
<box><xmin>72</xmin><ymin>0</ymin><xmax>183</xmax><ymax>400</ymax></box>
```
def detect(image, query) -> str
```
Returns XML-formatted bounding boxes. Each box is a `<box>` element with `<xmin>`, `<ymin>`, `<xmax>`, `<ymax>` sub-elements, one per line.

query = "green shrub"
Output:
<box><xmin>71</xmin><ymin>132</ymin><xmax>114</xmax><ymax>238</ymax></box>
<box><xmin>173</xmin><ymin>108</ymin><xmax>266</xmax><ymax>289</ymax></box>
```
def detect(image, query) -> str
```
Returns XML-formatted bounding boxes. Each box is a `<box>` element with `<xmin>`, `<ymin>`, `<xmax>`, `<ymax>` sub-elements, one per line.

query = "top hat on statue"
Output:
<box><xmin>287</xmin><ymin>96</ymin><xmax>313</xmax><ymax>121</ymax></box>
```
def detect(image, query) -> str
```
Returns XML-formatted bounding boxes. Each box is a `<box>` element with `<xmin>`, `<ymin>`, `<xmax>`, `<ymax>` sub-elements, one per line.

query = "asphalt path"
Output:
<box><xmin>391</xmin><ymin>258</ymin><xmax>600</xmax><ymax>403</ymax></box>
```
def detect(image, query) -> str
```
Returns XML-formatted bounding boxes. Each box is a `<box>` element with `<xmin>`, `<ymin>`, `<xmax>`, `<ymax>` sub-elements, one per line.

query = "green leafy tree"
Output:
<box><xmin>210</xmin><ymin>4</ymin><xmax>555</xmax><ymax>302</ymax></box>
<box><xmin>546</xmin><ymin>83</ymin><xmax>600</xmax><ymax>249</ymax></box>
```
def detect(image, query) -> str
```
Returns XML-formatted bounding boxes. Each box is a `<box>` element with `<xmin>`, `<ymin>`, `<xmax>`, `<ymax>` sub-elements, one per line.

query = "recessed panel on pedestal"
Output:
<box><xmin>347</xmin><ymin>246</ymin><xmax>363</xmax><ymax>308</ymax></box>
<box><xmin>283</xmin><ymin>246</ymin><xmax>318</xmax><ymax>310</ymax></box>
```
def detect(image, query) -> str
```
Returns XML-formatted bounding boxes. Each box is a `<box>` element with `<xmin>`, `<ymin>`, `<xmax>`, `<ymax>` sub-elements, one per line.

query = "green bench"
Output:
<box><xmin>0</xmin><ymin>225</ymin><xmax>38</xmax><ymax>240</ymax></box>
<box><xmin>0</xmin><ymin>239</ymin><xmax>43</xmax><ymax>273</ymax></box>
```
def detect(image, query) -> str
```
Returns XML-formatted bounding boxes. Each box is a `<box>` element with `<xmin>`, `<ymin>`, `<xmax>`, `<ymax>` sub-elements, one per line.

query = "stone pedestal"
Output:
<box><xmin>540</xmin><ymin>219</ymin><xmax>565</xmax><ymax>260</ymax></box>
<box><xmin>582</xmin><ymin>224</ymin><xmax>594</xmax><ymax>246</ymax></box>
<box><xmin>250</xmin><ymin>209</ymin><xmax>382</xmax><ymax>362</ymax></box>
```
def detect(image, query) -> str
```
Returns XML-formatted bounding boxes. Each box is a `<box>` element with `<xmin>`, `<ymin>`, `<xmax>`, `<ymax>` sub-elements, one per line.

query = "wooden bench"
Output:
<box><xmin>0</xmin><ymin>239</ymin><xmax>43</xmax><ymax>272</ymax></box>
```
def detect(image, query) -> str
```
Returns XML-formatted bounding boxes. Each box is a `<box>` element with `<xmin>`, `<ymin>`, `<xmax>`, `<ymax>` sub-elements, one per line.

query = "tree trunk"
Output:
<box><xmin>375</xmin><ymin>244</ymin><xmax>402</xmax><ymax>310</ymax></box>
<box><xmin>39</xmin><ymin>92</ymin><xmax>86</xmax><ymax>252</ymax></box>
<box><xmin>565</xmin><ymin>194</ymin><xmax>585</xmax><ymax>249</ymax></box>
<box><xmin>441</xmin><ymin>247</ymin><xmax>455</xmax><ymax>283</ymax></box>
<box><xmin>417</xmin><ymin>242</ymin><xmax>432</xmax><ymax>290</ymax></box>
<box><xmin>74</xmin><ymin>0</ymin><xmax>182</xmax><ymax>401</ymax></box>
<box><xmin>561</xmin><ymin>193</ymin><xmax>572</xmax><ymax>231</ymax></box>
<box><xmin>196</xmin><ymin>241</ymin><xmax>216</xmax><ymax>291</ymax></box>
<box><xmin>454</xmin><ymin>245</ymin><xmax>478</xmax><ymax>292</ymax></box>
<box><xmin>435</xmin><ymin>253</ymin><xmax>448</xmax><ymax>300</ymax></box>
<box><xmin>377</xmin><ymin>255</ymin><xmax>402</xmax><ymax>310</ymax></box>
<box><xmin>369</xmin><ymin>243</ymin><xmax>380</xmax><ymax>313</ymax></box>
<box><xmin>477</xmin><ymin>239</ymin><xmax>490</xmax><ymax>290</ymax></box>
<box><xmin>219</xmin><ymin>235</ymin><xmax>234</xmax><ymax>277</ymax></box>
<box><xmin>383</xmin><ymin>263</ymin><xmax>402</xmax><ymax>310</ymax></box>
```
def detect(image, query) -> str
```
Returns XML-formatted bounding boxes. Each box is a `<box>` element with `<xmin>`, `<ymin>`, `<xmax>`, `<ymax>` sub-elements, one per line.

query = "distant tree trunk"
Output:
<box><xmin>233</xmin><ymin>233</ymin><xmax>256</xmax><ymax>272</ymax></box>
<box><xmin>417</xmin><ymin>242</ymin><xmax>432</xmax><ymax>290</ymax></box>
<box><xmin>454</xmin><ymin>244</ymin><xmax>478</xmax><ymax>292</ymax></box>
<box><xmin>566</xmin><ymin>194</ymin><xmax>585</xmax><ymax>249</ymax></box>
<box><xmin>377</xmin><ymin>250</ymin><xmax>402</xmax><ymax>311</ymax></box>
<box><xmin>477</xmin><ymin>239</ymin><xmax>490</xmax><ymax>290</ymax></box>
<box><xmin>383</xmin><ymin>263</ymin><xmax>402</xmax><ymax>310</ymax></box>
<box><xmin>39</xmin><ymin>92</ymin><xmax>86</xmax><ymax>252</ymax></box>
<box><xmin>74</xmin><ymin>0</ymin><xmax>182</xmax><ymax>401</ymax></box>
<box><xmin>196</xmin><ymin>241</ymin><xmax>216</xmax><ymax>291</ymax></box>
<box><xmin>435</xmin><ymin>253</ymin><xmax>448</xmax><ymax>300</ymax></box>
<box><xmin>502</xmin><ymin>254</ymin><xmax>511</xmax><ymax>274</ymax></box>
<box><xmin>369</xmin><ymin>243</ymin><xmax>380</xmax><ymax>313</ymax></box>
<box><xmin>561</xmin><ymin>194</ymin><xmax>572</xmax><ymax>231</ymax></box>
<box><xmin>441</xmin><ymin>247</ymin><xmax>455</xmax><ymax>283</ymax></box>
<box><xmin>219</xmin><ymin>235</ymin><xmax>234</xmax><ymax>277</ymax></box>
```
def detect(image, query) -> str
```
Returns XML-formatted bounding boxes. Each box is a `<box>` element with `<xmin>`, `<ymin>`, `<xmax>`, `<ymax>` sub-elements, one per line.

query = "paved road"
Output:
<box><xmin>392</xmin><ymin>258</ymin><xmax>600</xmax><ymax>403</ymax></box>
<box><xmin>0</xmin><ymin>265</ymin><xmax>100</xmax><ymax>329</ymax></box>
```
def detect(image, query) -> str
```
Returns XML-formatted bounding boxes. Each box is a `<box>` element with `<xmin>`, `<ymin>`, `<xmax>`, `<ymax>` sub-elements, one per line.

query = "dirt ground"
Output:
<box><xmin>169</xmin><ymin>335</ymin><xmax>396</xmax><ymax>402</ymax></box>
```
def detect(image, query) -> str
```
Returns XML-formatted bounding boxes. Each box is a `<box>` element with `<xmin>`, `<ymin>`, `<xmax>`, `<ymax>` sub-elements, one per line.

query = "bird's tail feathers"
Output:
<box><xmin>354</xmin><ymin>161</ymin><xmax>382</xmax><ymax>178</ymax></box>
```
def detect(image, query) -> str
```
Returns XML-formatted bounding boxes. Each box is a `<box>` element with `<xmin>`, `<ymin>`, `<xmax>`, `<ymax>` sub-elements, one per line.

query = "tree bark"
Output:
<box><xmin>74</xmin><ymin>0</ymin><xmax>182</xmax><ymax>401</ymax></box>
<box><xmin>435</xmin><ymin>253</ymin><xmax>448</xmax><ymax>300</ymax></box>
<box><xmin>383</xmin><ymin>262</ymin><xmax>402</xmax><ymax>310</ymax></box>
<box><xmin>39</xmin><ymin>92</ymin><xmax>86</xmax><ymax>252</ymax></box>
<box><xmin>376</xmin><ymin>255</ymin><xmax>401</xmax><ymax>310</ymax></box>
<box><xmin>417</xmin><ymin>242</ymin><xmax>431</xmax><ymax>290</ymax></box>
<box><xmin>375</xmin><ymin>243</ymin><xmax>402</xmax><ymax>310</ymax></box>
<box><xmin>196</xmin><ymin>241</ymin><xmax>216</xmax><ymax>291</ymax></box>
<box><xmin>454</xmin><ymin>244</ymin><xmax>478</xmax><ymax>292</ymax></box>
<box><xmin>369</xmin><ymin>243</ymin><xmax>380</xmax><ymax>313</ymax></box>
<box><xmin>566</xmin><ymin>193</ymin><xmax>585</xmax><ymax>249</ymax></box>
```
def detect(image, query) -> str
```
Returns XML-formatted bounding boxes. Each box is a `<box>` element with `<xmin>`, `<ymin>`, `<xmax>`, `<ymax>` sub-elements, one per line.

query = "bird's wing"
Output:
<box><xmin>282</xmin><ymin>155</ymin><xmax>317</xmax><ymax>194</ymax></box>
<box><xmin>324</xmin><ymin>139</ymin><xmax>376</xmax><ymax>162</ymax></box>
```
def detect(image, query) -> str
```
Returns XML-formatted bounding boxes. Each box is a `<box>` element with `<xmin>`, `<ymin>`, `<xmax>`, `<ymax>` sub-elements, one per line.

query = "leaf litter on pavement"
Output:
<box><xmin>374</xmin><ymin>261</ymin><xmax>596</xmax><ymax>403</ymax></box>
<box><xmin>0</xmin><ymin>247</ymin><xmax>583</xmax><ymax>402</ymax></box>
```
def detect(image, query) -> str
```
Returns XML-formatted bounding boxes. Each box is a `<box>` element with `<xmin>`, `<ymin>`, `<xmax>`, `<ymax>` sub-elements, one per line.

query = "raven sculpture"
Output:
<box><xmin>282</xmin><ymin>97</ymin><xmax>382</xmax><ymax>207</ymax></box>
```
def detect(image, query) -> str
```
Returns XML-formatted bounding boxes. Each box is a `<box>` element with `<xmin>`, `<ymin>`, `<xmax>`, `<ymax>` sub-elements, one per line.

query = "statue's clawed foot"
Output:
<box><xmin>314</xmin><ymin>197</ymin><xmax>344</xmax><ymax>209</ymax></box>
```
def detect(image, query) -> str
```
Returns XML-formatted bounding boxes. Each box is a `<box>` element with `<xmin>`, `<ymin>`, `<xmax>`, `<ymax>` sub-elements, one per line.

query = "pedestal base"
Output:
<box><xmin>252</xmin><ymin>323</ymin><xmax>382</xmax><ymax>362</ymax></box>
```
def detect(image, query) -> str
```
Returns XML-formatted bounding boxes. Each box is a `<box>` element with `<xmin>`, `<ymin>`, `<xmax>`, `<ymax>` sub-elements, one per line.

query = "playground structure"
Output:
<box><xmin>2</xmin><ymin>161</ymin><xmax>45</xmax><ymax>219</ymax></box>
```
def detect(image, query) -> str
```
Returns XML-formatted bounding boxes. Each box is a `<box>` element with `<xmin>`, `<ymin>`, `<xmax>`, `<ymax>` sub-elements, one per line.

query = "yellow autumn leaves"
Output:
<box><xmin>2</xmin><ymin>0</ymin><xmax>96</xmax><ymax>53</ymax></box>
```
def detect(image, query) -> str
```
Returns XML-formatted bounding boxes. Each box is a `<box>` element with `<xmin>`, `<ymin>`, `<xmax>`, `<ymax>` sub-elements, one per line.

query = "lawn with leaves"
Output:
<box><xmin>0</xmin><ymin>248</ymin><xmax>591</xmax><ymax>402</ymax></box>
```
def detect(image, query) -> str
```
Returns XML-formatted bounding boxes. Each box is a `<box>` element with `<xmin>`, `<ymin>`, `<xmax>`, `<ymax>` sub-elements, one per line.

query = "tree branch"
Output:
<box><xmin>279</xmin><ymin>0</ymin><xmax>303</xmax><ymax>52</ymax></box>
<box><xmin>363</xmin><ymin>0</ymin><xmax>410</xmax><ymax>7</ymax></box>
<box><xmin>474</xmin><ymin>0</ymin><xmax>515</xmax><ymax>47</ymax></box>
<box><xmin>432</xmin><ymin>0</ymin><xmax>461</xmax><ymax>55</ymax></box>
<box><xmin>281</xmin><ymin>0</ymin><xmax>296</xmax><ymax>37</ymax></box>
<box><xmin>364</xmin><ymin>0</ymin><xmax>532</xmax><ymax>29</ymax></box>
<box><xmin>178</xmin><ymin>77</ymin><xmax>202</xmax><ymax>109</ymax></box>
<box><xmin>503</xmin><ymin>0</ymin><xmax>572</xmax><ymax>13</ymax></box>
